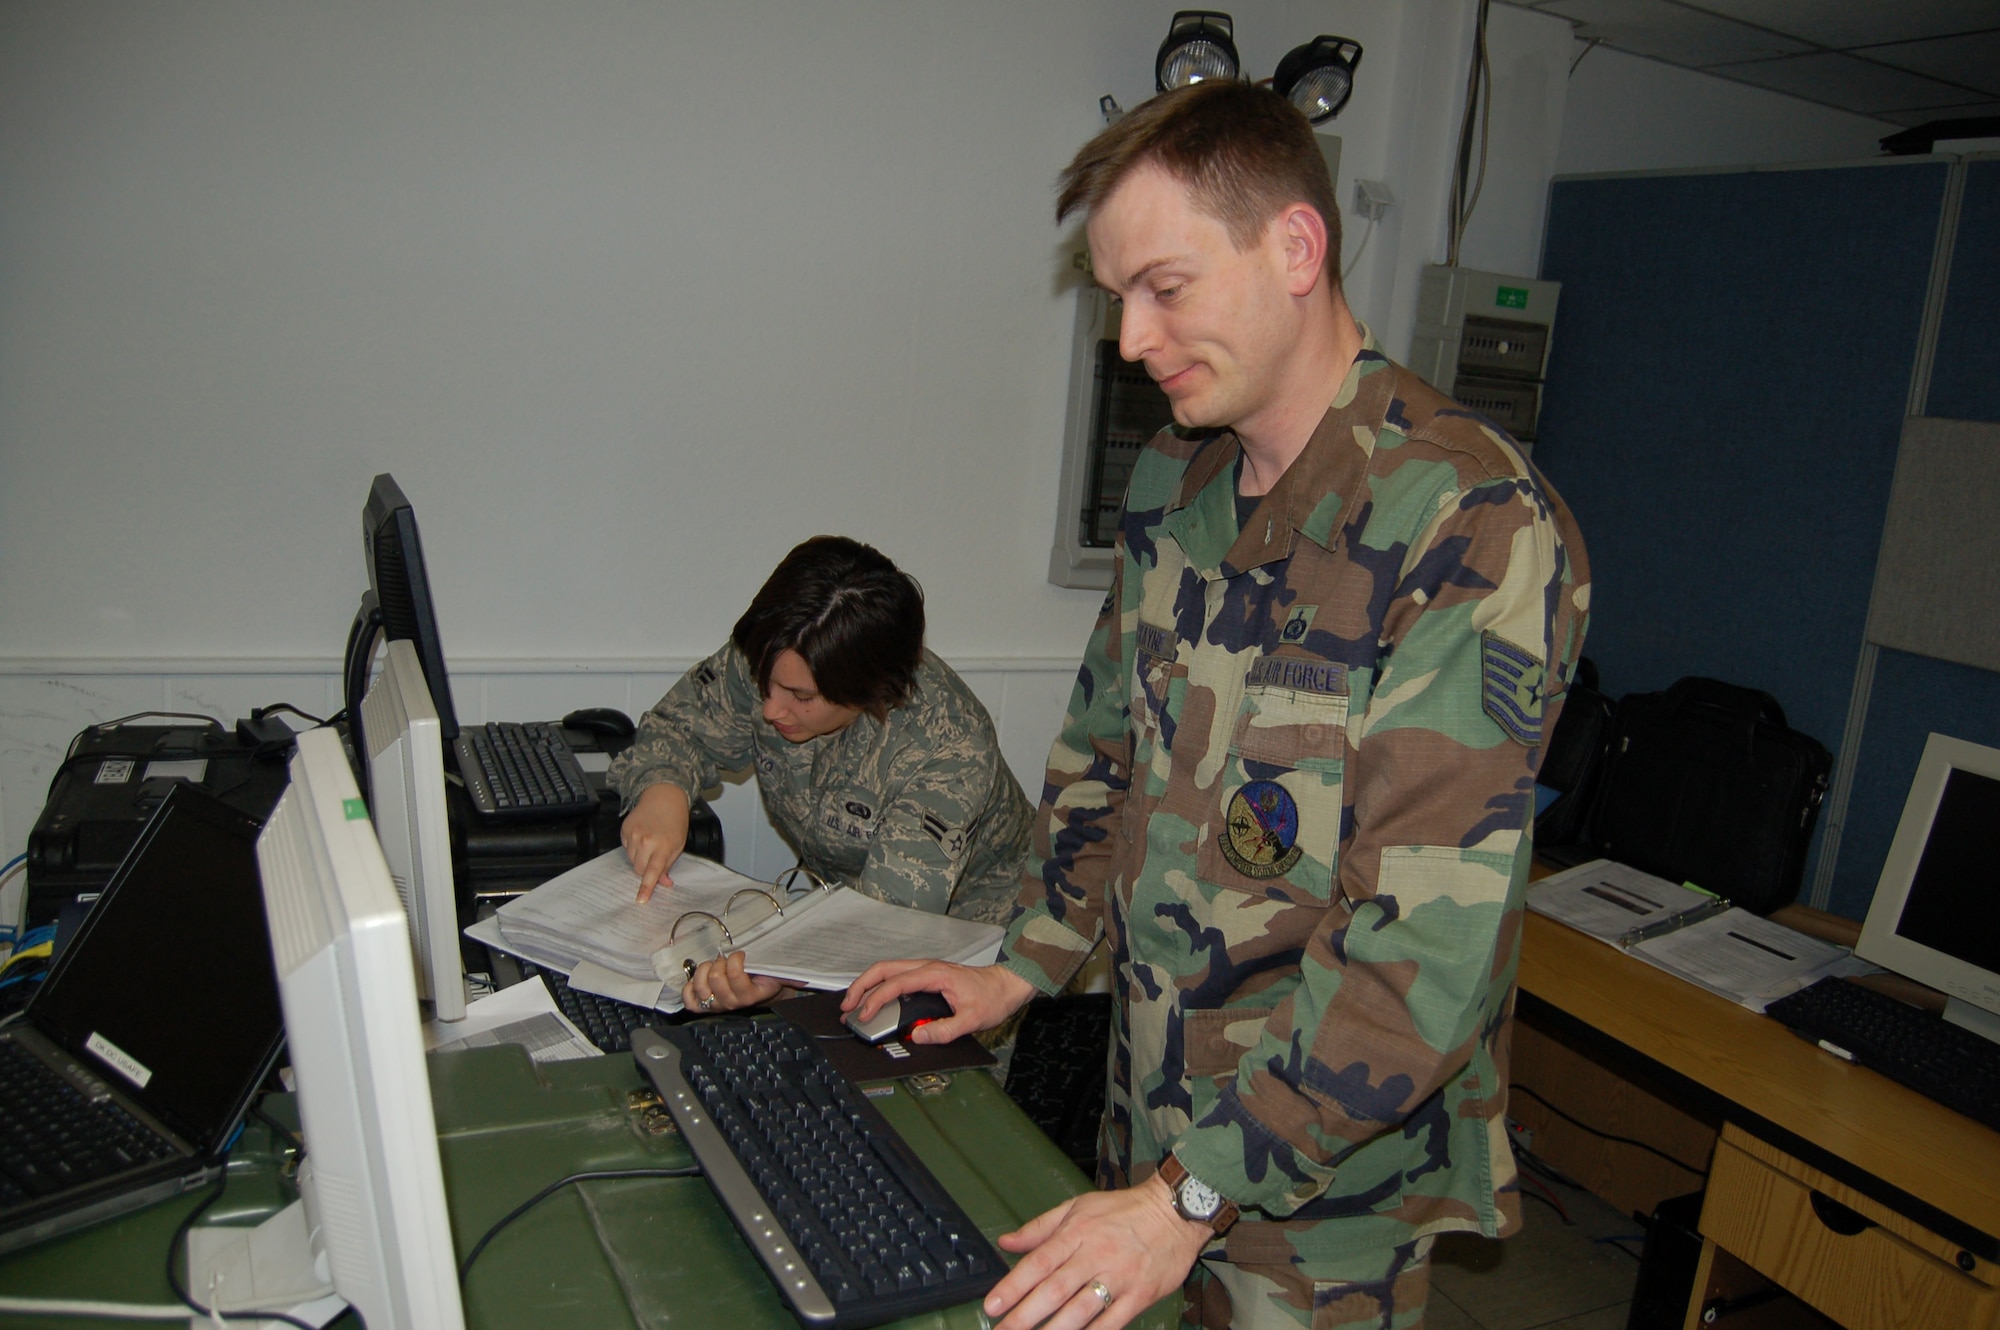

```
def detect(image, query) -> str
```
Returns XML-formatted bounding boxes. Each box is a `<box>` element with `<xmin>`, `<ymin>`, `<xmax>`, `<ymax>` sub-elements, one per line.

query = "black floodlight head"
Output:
<box><xmin>1156</xmin><ymin>11</ymin><xmax>1239</xmax><ymax>92</ymax></box>
<box><xmin>1273</xmin><ymin>35</ymin><xmax>1363</xmax><ymax>124</ymax></box>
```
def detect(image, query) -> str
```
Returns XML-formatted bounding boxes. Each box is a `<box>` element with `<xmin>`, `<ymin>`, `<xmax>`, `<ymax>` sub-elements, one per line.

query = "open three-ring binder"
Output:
<box><xmin>1526</xmin><ymin>858</ymin><xmax>1859</xmax><ymax>1011</ymax></box>
<box><xmin>469</xmin><ymin>851</ymin><xmax>1004</xmax><ymax>1012</ymax></box>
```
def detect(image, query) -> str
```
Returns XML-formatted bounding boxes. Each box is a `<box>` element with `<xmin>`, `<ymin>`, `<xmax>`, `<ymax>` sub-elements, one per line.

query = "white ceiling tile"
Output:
<box><xmin>1723</xmin><ymin>51</ymin><xmax>1985</xmax><ymax>114</ymax></box>
<box><xmin>1537</xmin><ymin>0</ymin><xmax>1810</xmax><ymax>64</ymax></box>
<box><xmin>1695</xmin><ymin>0</ymin><xmax>2000</xmax><ymax>50</ymax></box>
<box><xmin>1861</xmin><ymin>31</ymin><xmax>2000</xmax><ymax>97</ymax></box>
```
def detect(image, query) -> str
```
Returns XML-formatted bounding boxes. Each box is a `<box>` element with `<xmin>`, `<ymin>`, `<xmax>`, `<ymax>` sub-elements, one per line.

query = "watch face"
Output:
<box><xmin>1178</xmin><ymin>1174</ymin><xmax>1222</xmax><ymax>1221</ymax></box>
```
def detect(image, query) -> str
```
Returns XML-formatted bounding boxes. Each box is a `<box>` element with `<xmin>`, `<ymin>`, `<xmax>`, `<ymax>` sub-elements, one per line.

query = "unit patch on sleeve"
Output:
<box><xmin>1480</xmin><ymin>631</ymin><xmax>1545</xmax><ymax>747</ymax></box>
<box><xmin>1220</xmin><ymin>780</ymin><xmax>1304</xmax><ymax>878</ymax></box>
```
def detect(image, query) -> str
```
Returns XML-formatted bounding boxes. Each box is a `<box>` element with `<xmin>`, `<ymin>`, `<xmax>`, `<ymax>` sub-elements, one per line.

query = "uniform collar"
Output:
<box><xmin>1165</xmin><ymin>323</ymin><xmax>1395</xmax><ymax>577</ymax></box>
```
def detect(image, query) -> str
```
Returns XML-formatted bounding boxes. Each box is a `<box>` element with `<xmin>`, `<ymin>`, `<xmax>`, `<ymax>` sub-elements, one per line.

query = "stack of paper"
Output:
<box><xmin>494</xmin><ymin>852</ymin><xmax>774</xmax><ymax>982</ymax></box>
<box><xmin>1527</xmin><ymin>859</ymin><xmax>1864</xmax><ymax>1011</ymax></box>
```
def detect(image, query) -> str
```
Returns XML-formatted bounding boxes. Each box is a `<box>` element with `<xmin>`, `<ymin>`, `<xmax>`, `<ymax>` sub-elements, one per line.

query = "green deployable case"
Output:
<box><xmin>0</xmin><ymin>1043</ymin><xmax>1180</xmax><ymax>1329</ymax></box>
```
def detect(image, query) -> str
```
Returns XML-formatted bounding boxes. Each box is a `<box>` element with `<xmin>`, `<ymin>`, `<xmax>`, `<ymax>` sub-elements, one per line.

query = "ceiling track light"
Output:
<box><xmin>1156</xmin><ymin>10</ymin><xmax>1239</xmax><ymax>92</ymax></box>
<box><xmin>1273</xmin><ymin>35</ymin><xmax>1364</xmax><ymax>124</ymax></box>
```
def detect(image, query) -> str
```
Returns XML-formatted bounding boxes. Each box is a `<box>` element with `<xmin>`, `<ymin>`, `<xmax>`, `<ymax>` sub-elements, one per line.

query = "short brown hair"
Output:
<box><xmin>1056</xmin><ymin>81</ymin><xmax>1343</xmax><ymax>284</ymax></box>
<box><xmin>732</xmin><ymin>536</ymin><xmax>924</xmax><ymax>719</ymax></box>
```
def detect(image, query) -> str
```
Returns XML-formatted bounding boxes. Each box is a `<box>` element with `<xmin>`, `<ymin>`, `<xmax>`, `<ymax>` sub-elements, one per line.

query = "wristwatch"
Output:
<box><xmin>1157</xmin><ymin>1152</ymin><xmax>1239</xmax><ymax>1234</ymax></box>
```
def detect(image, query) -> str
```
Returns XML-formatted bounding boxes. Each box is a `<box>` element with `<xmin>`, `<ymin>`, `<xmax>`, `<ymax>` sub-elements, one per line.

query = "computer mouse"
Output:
<box><xmin>562</xmin><ymin>707</ymin><xmax>636</xmax><ymax>741</ymax></box>
<box><xmin>843</xmin><ymin>991</ymin><xmax>955</xmax><ymax>1045</ymax></box>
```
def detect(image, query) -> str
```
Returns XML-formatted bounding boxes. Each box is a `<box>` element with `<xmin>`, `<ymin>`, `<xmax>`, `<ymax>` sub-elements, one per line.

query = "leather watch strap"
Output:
<box><xmin>1157</xmin><ymin>1152</ymin><xmax>1240</xmax><ymax>1234</ymax></box>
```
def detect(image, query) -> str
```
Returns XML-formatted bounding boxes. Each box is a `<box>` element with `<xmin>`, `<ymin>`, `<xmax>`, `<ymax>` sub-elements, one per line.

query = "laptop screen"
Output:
<box><xmin>29</xmin><ymin>784</ymin><xmax>285</xmax><ymax>1149</ymax></box>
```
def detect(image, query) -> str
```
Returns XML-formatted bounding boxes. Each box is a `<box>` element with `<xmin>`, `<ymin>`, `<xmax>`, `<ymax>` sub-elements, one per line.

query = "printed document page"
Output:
<box><xmin>1632</xmin><ymin>909</ymin><xmax>1852</xmax><ymax>1010</ymax></box>
<box><xmin>422</xmin><ymin>978</ymin><xmax>600</xmax><ymax>1062</ymax></box>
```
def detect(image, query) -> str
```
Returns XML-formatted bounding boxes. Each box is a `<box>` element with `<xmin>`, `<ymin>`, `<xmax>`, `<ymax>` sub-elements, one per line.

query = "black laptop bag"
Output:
<box><xmin>1589</xmin><ymin>677</ymin><xmax>1831</xmax><ymax>915</ymax></box>
<box><xmin>1534</xmin><ymin>657</ymin><xmax>1614</xmax><ymax>851</ymax></box>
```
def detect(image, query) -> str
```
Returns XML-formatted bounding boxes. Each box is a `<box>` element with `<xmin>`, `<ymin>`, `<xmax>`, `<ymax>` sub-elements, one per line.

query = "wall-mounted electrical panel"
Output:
<box><xmin>1047</xmin><ymin>284</ymin><xmax>1175</xmax><ymax>588</ymax></box>
<box><xmin>1408</xmin><ymin>265</ymin><xmax>1560</xmax><ymax>448</ymax></box>
<box><xmin>1050</xmin><ymin>134</ymin><xmax>1342</xmax><ymax>589</ymax></box>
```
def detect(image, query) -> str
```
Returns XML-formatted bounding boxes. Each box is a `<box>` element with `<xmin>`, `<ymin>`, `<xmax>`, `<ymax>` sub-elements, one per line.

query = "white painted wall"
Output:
<box><xmin>3</xmin><ymin>0</ymin><xmax>1522</xmax><ymax>679</ymax></box>
<box><xmin>6</xmin><ymin>0</ymin><xmax>1568</xmax><ymax>872</ymax></box>
<box><xmin>1554</xmin><ymin>45</ymin><xmax>1898</xmax><ymax>177</ymax></box>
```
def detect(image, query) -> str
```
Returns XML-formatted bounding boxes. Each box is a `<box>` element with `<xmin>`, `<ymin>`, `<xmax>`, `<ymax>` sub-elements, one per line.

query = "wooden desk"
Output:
<box><xmin>1517</xmin><ymin>910</ymin><xmax>2000</xmax><ymax>1329</ymax></box>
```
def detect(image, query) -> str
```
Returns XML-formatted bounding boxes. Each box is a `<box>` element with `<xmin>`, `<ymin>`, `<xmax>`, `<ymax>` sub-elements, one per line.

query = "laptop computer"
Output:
<box><xmin>0</xmin><ymin>782</ymin><xmax>286</xmax><ymax>1253</ymax></box>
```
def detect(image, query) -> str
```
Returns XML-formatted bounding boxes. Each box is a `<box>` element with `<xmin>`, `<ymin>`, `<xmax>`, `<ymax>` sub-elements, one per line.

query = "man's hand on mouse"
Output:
<box><xmin>842</xmin><ymin>959</ymin><xmax>1038</xmax><ymax>1045</ymax></box>
<box><xmin>621</xmin><ymin>783</ymin><xmax>690</xmax><ymax>902</ymax></box>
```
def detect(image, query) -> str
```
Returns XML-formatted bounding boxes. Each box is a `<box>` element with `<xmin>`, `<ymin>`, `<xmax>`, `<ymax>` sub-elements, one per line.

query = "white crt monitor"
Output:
<box><xmin>1857</xmin><ymin>732</ymin><xmax>2000</xmax><ymax>1044</ymax></box>
<box><xmin>256</xmin><ymin>726</ymin><xmax>467</xmax><ymax>1330</ymax></box>
<box><xmin>362</xmin><ymin>636</ymin><xmax>466</xmax><ymax>1021</ymax></box>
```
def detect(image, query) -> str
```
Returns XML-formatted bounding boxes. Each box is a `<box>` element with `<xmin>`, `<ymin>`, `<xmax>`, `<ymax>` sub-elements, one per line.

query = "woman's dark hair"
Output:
<box><xmin>732</xmin><ymin>535</ymin><xmax>924</xmax><ymax>719</ymax></box>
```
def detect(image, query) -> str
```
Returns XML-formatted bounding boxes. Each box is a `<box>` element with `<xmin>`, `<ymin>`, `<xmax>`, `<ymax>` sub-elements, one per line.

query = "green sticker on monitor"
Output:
<box><xmin>1495</xmin><ymin>286</ymin><xmax>1529</xmax><ymax>309</ymax></box>
<box><xmin>343</xmin><ymin>797</ymin><xmax>368</xmax><ymax>821</ymax></box>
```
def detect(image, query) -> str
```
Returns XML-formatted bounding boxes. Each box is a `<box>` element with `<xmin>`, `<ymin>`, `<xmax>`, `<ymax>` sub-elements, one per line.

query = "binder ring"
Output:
<box><xmin>726</xmin><ymin>886</ymin><xmax>784</xmax><ymax>921</ymax></box>
<box><xmin>668</xmin><ymin>910</ymin><xmax>731</xmax><ymax>950</ymax></box>
<box><xmin>776</xmin><ymin>865</ymin><xmax>834</xmax><ymax>897</ymax></box>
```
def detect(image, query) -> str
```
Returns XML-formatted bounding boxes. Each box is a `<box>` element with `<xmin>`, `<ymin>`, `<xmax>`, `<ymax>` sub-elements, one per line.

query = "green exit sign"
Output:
<box><xmin>1495</xmin><ymin>286</ymin><xmax>1529</xmax><ymax>309</ymax></box>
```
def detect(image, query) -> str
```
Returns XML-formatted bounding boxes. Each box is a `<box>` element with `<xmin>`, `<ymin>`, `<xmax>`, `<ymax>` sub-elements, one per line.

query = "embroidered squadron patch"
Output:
<box><xmin>1220</xmin><ymin>780</ymin><xmax>1304</xmax><ymax>878</ymax></box>
<box><xmin>1481</xmin><ymin>631</ymin><xmax>1544</xmax><ymax>746</ymax></box>
<box><xmin>1278</xmin><ymin>605</ymin><xmax>1317</xmax><ymax>644</ymax></box>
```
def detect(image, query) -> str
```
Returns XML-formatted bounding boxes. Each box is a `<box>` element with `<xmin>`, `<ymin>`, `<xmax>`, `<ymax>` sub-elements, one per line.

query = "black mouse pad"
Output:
<box><xmin>775</xmin><ymin>990</ymin><xmax>995</xmax><ymax>1086</ymax></box>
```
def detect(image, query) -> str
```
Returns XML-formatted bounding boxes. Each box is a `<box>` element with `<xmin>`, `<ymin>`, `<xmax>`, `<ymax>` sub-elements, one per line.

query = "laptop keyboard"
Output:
<box><xmin>0</xmin><ymin>1038</ymin><xmax>177</xmax><ymax>1205</ymax></box>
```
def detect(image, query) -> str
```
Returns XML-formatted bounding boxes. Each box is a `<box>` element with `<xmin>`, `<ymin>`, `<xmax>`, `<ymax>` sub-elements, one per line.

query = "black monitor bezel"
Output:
<box><xmin>357</xmin><ymin>474</ymin><xmax>461</xmax><ymax>743</ymax></box>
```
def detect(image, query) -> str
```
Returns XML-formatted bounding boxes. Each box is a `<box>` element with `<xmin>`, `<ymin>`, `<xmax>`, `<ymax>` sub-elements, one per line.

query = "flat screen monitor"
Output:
<box><xmin>255</xmin><ymin>726</ymin><xmax>466</xmax><ymax>1329</ymax></box>
<box><xmin>362</xmin><ymin>637</ymin><xmax>466</xmax><ymax>1022</ymax></box>
<box><xmin>1857</xmin><ymin>732</ymin><xmax>2000</xmax><ymax>1045</ymax></box>
<box><xmin>345</xmin><ymin>475</ymin><xmax>462</xmax><ymax>806</ymax></box>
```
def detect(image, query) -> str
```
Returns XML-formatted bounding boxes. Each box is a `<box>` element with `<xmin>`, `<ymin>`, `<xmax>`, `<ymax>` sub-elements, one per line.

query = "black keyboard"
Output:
<box><xmin>453</xmin><ymin>720</ymin><xmax>595</xmax><ymax>818</ymax></box>
<box><xmin>535</xmin><ymin>968</ymin><xmax>664</xmax><ymax>1054</ymax></box>
<box><xmin>0</xmin><ymin>1039</ymin><xmax>176</xmax><ymax>1205</ymax></box>
<box><xmin>632</xmin><ymin>1019</ymin><xmax>1004</xmax><ymax>1329</ymax></box>
<box><xmin>1766</xmin><ymin>977</ymin><xmax>2000</xmax><ymax>1132</ymax></box>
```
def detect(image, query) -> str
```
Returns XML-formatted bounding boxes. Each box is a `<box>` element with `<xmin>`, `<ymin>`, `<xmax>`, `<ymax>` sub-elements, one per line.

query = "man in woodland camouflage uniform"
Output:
<box><xmin>847</xmin><ymin>81</ymin><xmax>1588</xmax><ymax>1330</ymax></box>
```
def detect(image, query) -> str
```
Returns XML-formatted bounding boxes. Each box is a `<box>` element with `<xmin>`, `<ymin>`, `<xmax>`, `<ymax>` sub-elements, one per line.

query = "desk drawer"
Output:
<box><xmin>1701</xmin><ymin>1125</ymin><xmax>1997</xmax><ymax>1329</ymax></box>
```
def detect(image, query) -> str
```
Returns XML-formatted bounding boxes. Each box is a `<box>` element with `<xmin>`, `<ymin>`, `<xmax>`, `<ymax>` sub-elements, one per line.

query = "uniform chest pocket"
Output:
<box><xmin>1198</xmin><ymin>675</ymin><xmax>1349</xmax><ymax>902</ymax></box>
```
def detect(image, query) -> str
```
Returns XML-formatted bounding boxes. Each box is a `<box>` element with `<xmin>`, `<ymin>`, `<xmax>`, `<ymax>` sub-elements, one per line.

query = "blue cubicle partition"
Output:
<box><xmin>1532</xmin><ymin>157</ymin><xmax>1988</xmax><ymax>919</ymax></box>
<box><xmin>1929</xmin><ymin>158</ymin><xmax>2000</xmax><ymax>424</ymax></box>
<box><xmin>1817</xmin><ymin>158</ymin><xmax>2000</xmax><ymax>919</ymax></box>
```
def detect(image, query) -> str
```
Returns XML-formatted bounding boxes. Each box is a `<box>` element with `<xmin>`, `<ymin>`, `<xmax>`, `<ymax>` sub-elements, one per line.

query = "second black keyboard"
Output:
<box><xmin>453</xmin><ymin>720</ymin><xmax>595</xmax><ymax>818</ymax></box>
<box><xmin>1766</xmin><ymin>976</ymin><xmax>2000</xmax><ymax>1133</ymax></box>
<box><xmin>533</xmin><ymin>968</ymin><xmax>664</xmax><ymax>1054</ymax></box>
<box><xmin>632</xmin><ymin>1017</ymin><xmax>1003</xmax><ymax>1329</ymax></box>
